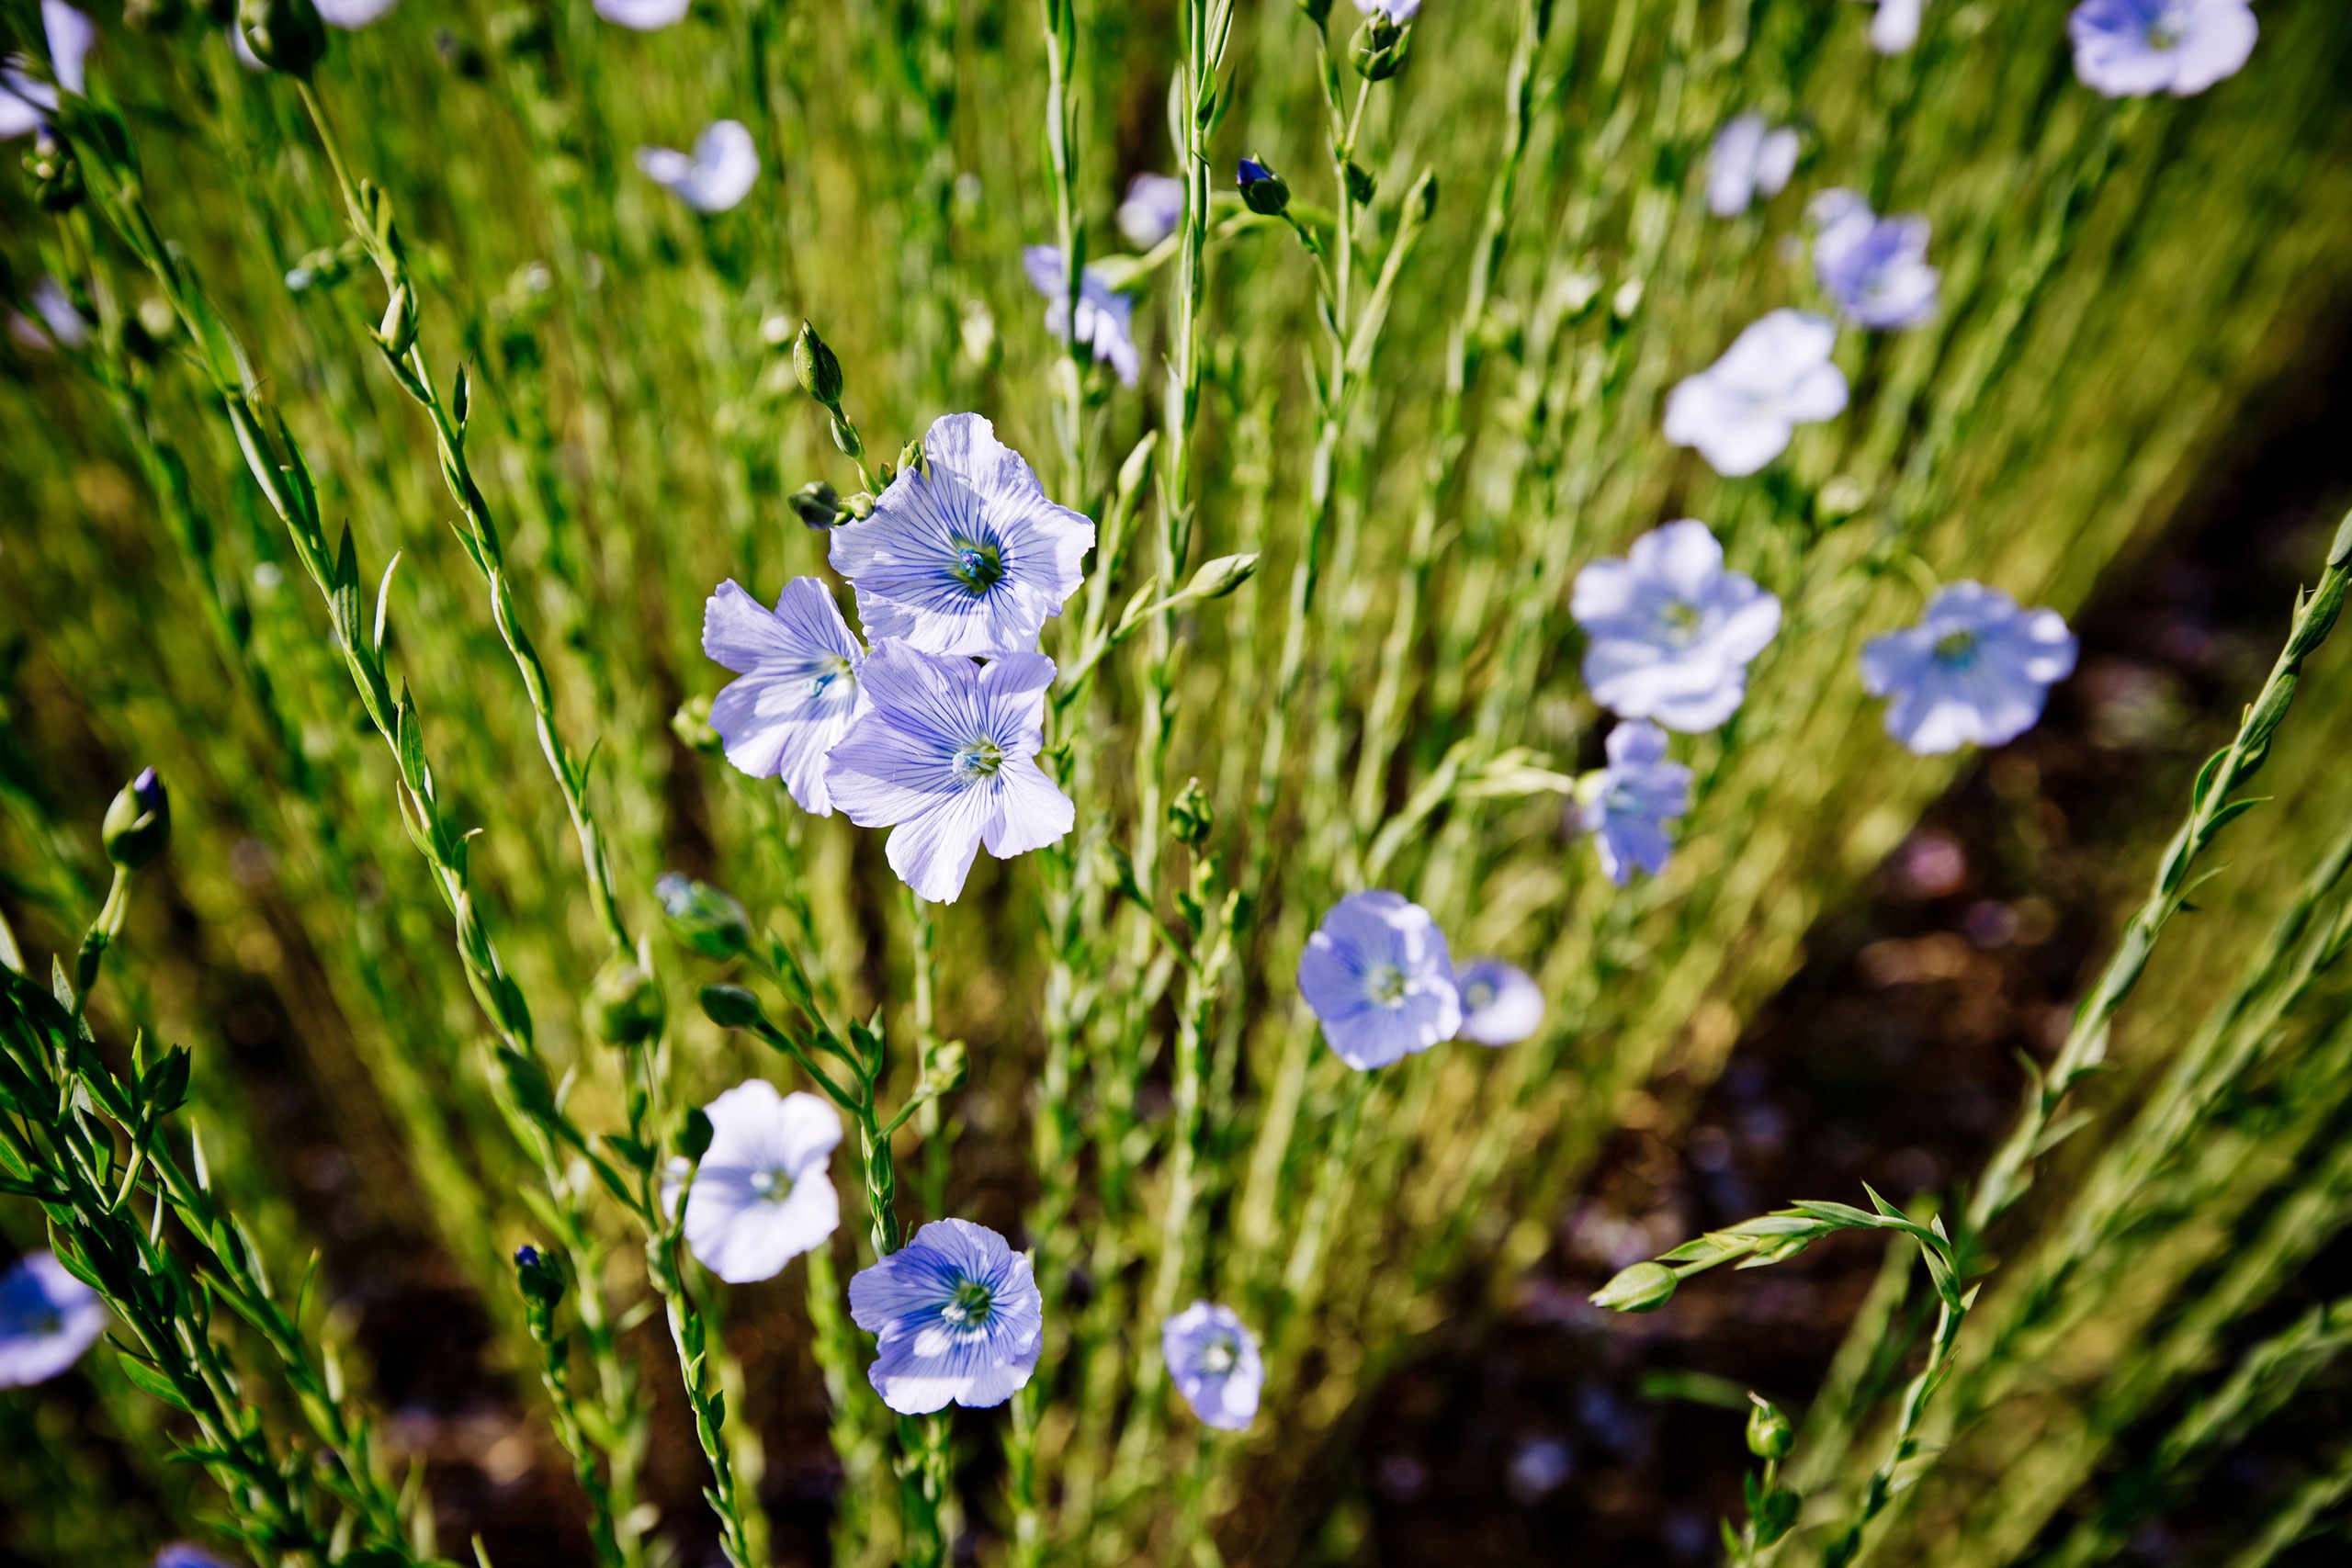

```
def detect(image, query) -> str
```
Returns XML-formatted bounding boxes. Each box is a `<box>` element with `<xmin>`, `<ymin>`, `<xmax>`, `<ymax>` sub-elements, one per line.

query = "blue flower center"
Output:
<box><xmin>955</xmin><ymin>738</ymin><xmax>1007</xmax><ymax>781</ymax></box>
<box><xmin>1933</xmin><ymin>627</ymin><xmax>1979</xmax><ymax>665</ymax></box>
<box><xmin>749</xmin><ymin>1167</ymin><xmax>792</xmax><ymax>1202</ymax></box>
<box><xmin>806</xmin><ymin>654</ymin><xmax>855</xmax><ymax>700</ymax></box>
<box><xmin>950</xmin><ymin>535</ymin><xmax>1008</xmax><ymax>596</ymax></box>
<box><xmin>1200</xmin><ymin>1335</ymin><xmax>1238</xmax><ymax>1376</ymax></box>
<box><xmin>941</xmin><ymin>1278</ymin><xmax>995</xmax><ymax>1327</ymax></box>
<box><xmin>1366</xmin><ymin>963</ymin><xmax>1408</xmax><ymax>1007</ymax></box>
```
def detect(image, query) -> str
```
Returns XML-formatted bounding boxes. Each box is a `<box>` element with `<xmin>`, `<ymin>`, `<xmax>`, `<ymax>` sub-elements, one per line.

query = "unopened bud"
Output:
<box><xmin>1237</xmin><ymin>157</ymin><xmax>1289</xmax><ymax>218</ymax></box>
<box><xmin>670</xmin><ymin>694</ymin><xmax>721</xmax><ymax>753</ymax></box>
<box><xmin>513</xmin><ymin>1243</ymin><xmax>564</xmax><ymax>1308</ymax></box>
<box><xmin>103</xmin><ymin>768</ymin><xmax>171</xmax><ymax>870</ymax></box>
<box><xmin>1746</xmin><ymin>1394</ymin><xmax>1794</xmax><ymax>1460</ymax></box>
<box><xmin>375</xmin><ymin>283</ymin><xmax>417</xmax><ymax>358</ymax></box>
<box><xmin>27</xmin><ymin>133</ymin><xmax>85</xmax><ymax>214</ymax></box>
<box><xmin>239</xmin><ymin>0</ymin><xmax>328</xmax><ymax>76</ymax></box>
<box><xmin>896</xmin><ymin>436</ymin><xmax>925</xmax><ymax>478</ymax></box>
<box><xmin>1170</xmin><ymin>778</ymin><xmax>1215</xmax><ymax>848</ymax></box>
<box><xmin>677</xmin><ymin>1106</ymin><xmax>715</xmax><ymax>1164</ymax></box>
<box><xmin>696</xmin><ymin>983</ymin><xmax>767</xmax><ymax>1032</ymax></box>
<box><xmin>793</xmin><ymin>321</ymin><xmax>843</xmax><ymax>407</ymax></box>
<box><xmin>1352</xmin><ymin>14</ymin><xmax>1410</xmax><ymax>81</ymax></box>
<box><xmin>587</xmin><ymin>953</ymin><xmax>664</xmax><ymax>1048</ymax></box>
<box><xmin>842</xmin><ymin>491</ymin><xmax>876</xmax><ymax>521</ymax></box>
<box><xmin>830</xmin><ymin>413</ymin><xmax>864</xmax><ymax>461</ymax></box>
<box><xmin>1589</xmin><ymin>1260</ymin><xmax>1677</xmax><ymax>1313</ymax></box>
<box><xmin>786</xmin><ymin>479</ymin><xmax>842</xmax><ymax>530</ymax></box>
<box><xmin>655</xmin><ymin>873</ymin><xmax>750</xmax><ymax>960</ymax></box>
<box><xmin>1183</xmin><ymin>552</ymin><xmax>1258</xmax><ymax>601</ymax></box>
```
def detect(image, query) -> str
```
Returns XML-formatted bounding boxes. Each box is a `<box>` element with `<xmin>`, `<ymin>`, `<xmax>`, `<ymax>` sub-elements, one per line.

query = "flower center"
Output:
<box><xmin>1933</xmin><ymin>627</ymin><xmax>1979</xmax><ymax>665</ymax></box>
<box><xmin>1366</xmin><ymin>963</ymin><xmax>1408</xmax><ymax>1007</ymax></box>
<box><xmin>749</xmin><ymin>1167</ymin><xmax>792</xmax><ymax>1202</ymax></box>
<box><xmin>1463</xmin><ymin>977</ymin><xmax>1496</xmax><ymax>1012</ymax></box>
<box><xmin>950</xmin><ymin>536</ymin><xmax>1007</xmax><ymax>596</ymax></box>
<box><xmin>955</xmin><ymin>738</ymin><xmax>1007</xmax><ymax>781</ymax></box>
<box><xmin>2146</xmin><ymin>19</ymin><xmax>2179</xmax><ymax>51</ymax></box>
<box><xmin>1201</xmin><ymin>1336</ymin><xmax>1238</xmax><ymax>1376</ymax></box>
<box><xmin>806</xmin><ymin>654</ymin><xmax>854</xmax><ymax>699</ymax></box>
<box><xmin>941</xmin><ymin>1278</ymin><xmax>995</xmax><ymax>1327</ymax></box>
<box><xmin>1662</xmin><ymin>599</ymin><xmax>1704</xmax><ymax>645</ymax></box>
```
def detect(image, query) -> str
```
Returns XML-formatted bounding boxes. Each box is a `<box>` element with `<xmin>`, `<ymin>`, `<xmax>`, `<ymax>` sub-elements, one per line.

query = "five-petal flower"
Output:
<box><xmin>1811</xmin><ymin>189</ymin><xmax>1940</xmax><ymax>330</ymax></box>
<box><xmin>848</xmin><ymin>1218</ymin><xmax>1043</xmax><ymax>1415</ymax></box>
<box><xmin>1663</xmin><ymin>310</ymin><xmax>1849</xmax><ymax>478</ymax></box>
<box><xmin>1298</xmin><ymin>891</ymin><xmax>1462</xmax><ymax>1071</ymax></box>
<box><xmin>681</xmin><ymin>1081</ymin><xmax>842</xmax><ymax>1284</ymax></box>
<box><xmin>1577</xmin><ymin>721</ymin><xmax>1693</xmax><ymax>886</ymax></box>
<box><xmin>1860</xmin><ymin>581</ymin><xmax>2078</xmax><ymax>754</ymax></box>
<box><xmin>1573</xmin><ymin>519</ymin><xmax>1781</xmax><ymax>733</ymax></box>
<box><xmin>2068</xmin><ymin>0</ymin><xmax>2256</xmax><ymax>96</ymax></box>
<box><xmin>702</xmin><ymin>577</ymin><xmax>866</xmax><ymax>814</ymax></box>
<box><xmin>1162</xmin><ymin>1302</ymin><xmax>1263</xmax><ymax>1431</ymax></box>
<box><xmin>637</xmin><ymin>120</ymin><xmax>760</xmax><ymax>213</ymax></box>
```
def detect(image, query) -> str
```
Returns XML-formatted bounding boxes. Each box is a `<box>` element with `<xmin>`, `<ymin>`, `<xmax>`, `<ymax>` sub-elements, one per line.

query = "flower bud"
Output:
<box><xmin>786</xmin><ymin>479</ymin><xmax>842</xmax><ymax>530</ymax></box>
<box><xmin>1352</xmin><ymin>15</ymin><xmax>1410</xmax><ymax>81</ymax></box>
<box><xmin>1296</xmin><ymin>0</ymin><xmax>1332</xmax><ymax>23</ymax></box>
<box><xmin>655</xmin><ymin>873</ymin><xmax>750</xmax><ymax>960</ymax></box>
<box><xmin>375</xmin><ymin>283</ymin><xmax>417</xmax><ymax>359</ymax></box>
<box><xmin>1589</xmin><ymin>1260</ymin><xmax>1677</xmax><ymax>1313</ymax></box>
<box><xmin>896</xmin><ymin>435</ymin><xmax>925</xmax><ymax>478</ymax></box>
<box><xmin>587</xmin><ymin>953</ymin><xmax>664</xmax><ymax>1048</ymax></box>
<box><xmin>830</xmin><ymin>412</ymin><xmax>864</xmax><ymax>461</ymax></box>
<box><xmin>513</xmin><ymin>1243</ymin><xmax>565</xmax><ymax>1308</ymax></box>
<box><xmin>843</xmin><ymin>491</ymin><xmax>876</xmax><ymax>521</ymax></box>
<box><xmin>794</xmin><ymin>321</ymin><xmax>843</xmax><ymax>407</ymax></box>
<box><xmin>239</xmin><ymin>0</ymin><xmax>329</xmax><ymax>76</ymax></box>
<box><xmin>670</xmin><ymin>694</ymin><xmax>721</xmax><ymax>754</ymax></box>
<box><xmin>102</xmin><ymin>769</ymin><xmax>171</xmax><ymax>870</ymax></box>
<box><xmin>1183</xmin><ymin>552</ymin><xmax>1259</xmax><ymax>601</ymax></box>
<box><xmin>697</xmin><ymin>983</ymin><xmax>767</xmax><ymax>1032</ymax></box>
<box><xmin>1746</xmin><ymin>1394</ymin><xmax>1794</xmax><ymax>1460</ymax></box>
<box><xmin>1237</xmin><ymin>157</ymin><xmax>1290</xmax><ymax>218</ymax></box>
<box><xmin>677</xmin><ymin>1106</ymin><xmax>715</xmax><ymax>1164</ymax></box>
<box><xmin>27</xmin><ymin>133</ymin><xmax>85</xmax><ymax>214</ymax></box>
<box><xmin>1170</xmin><ymin>778</ymin><xmax>1215</xmax><ymax>849</ymax></box>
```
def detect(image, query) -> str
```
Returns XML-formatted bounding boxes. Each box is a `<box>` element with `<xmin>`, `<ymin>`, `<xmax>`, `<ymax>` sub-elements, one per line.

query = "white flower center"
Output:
<box><xmin>805</xmin><ymin>654</ymin><xmax>854</xmax><ymax>700</ymax></box>
<box><xmin>1200</xmin><ymin>1336</ymin><xmax>1238</xmax><ymax>1376</ymax></box>
<box><xmin>955</xmin><ymin>737</ymin><xmax>1007</xmax><ymax>781</ymax></box>
<box><xmin>749</xmin><ymin>1167</ymin><xmax>793</xmax><ymax>1202</ymax></box>
<box><xmin>1366</xmin><ymin>963</ymin><xmax>1408</xmax><ymax>1007</ymax></box>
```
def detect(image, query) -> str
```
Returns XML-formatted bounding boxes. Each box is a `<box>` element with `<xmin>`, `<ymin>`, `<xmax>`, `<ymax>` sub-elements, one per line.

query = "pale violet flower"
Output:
<box><xmin>702</xmin><ymin>577</ymin><xmax>865</xmax><ymax>814</ymax></box>
<box><xmin>1573</xmin><ymin>519</ymin><xmax>1781</xmax><ymax>733</ymax></box>
<box><xmin>1577</xmin><ymin>722</ymin><xmax>1691</xmax><ymax>886</ymax></box>
<box><xmin>848</xmin><ymin>1218</ymin><xmax>1043</xmax><ymax>1415</ymax></box>
<box><xmin>1162</xmin><ymin>1302</ymin><xmax>1262</xmax><ymax>1431</ymax></box>
<box><xmin>1706</xmin><ymin>114</ymin><xmax>1800</xmax><ymax>218</ymax></box>
<box><xmin>824</xmin><ymin>643</ymin><xmax>1073</xmax><ymax>904</ymax></box>
<box><xmin>1454</xmin><ymin>958</ymin><xmax>1544</xmax><ymax>1047</ymax></box>
<box><xmin>829</xmin><ymin>411</ymin><xmax>1096</xmax><ymax>657</ymax></box>
<box><xmin>1021</xmin><ymin>246</ymin><xmax>1140</xmax><ymax>387</ymax></box>
<box><xmin>1298</xmin><ymin>891</ymin><xmax>1462</xmax><ymax>1071</ymax></box>
<box><xmin>1850</xmin><ymin>0</ymin><xmax>1921</xmax><ymax>53</ymax></box>
<box><xmin>1117</xmin><ymin>173</ymin><xmax>1185</xmax><ymax>250</ymax></box>
<box><xmin>155</xmin><ymin>1546</ymin><xmax>235</xmax><ymax>1568</ymax></box>
<box><xmin>1811</xmin><ymin>190</ymin><xmax>1939</xmax><ymax>330</ymax></box>
<box><xmin>1663</xmin><ymin>309</ymin><xmax>1848</xmax><ymax>478</ymax></box>
<box><xmin>1354</xmin><ymin>0</ymin><xmax>1420</xmax><ymax>18</ymax></box>
<box><xmin>636</xmin><ymin>120</ymin><xmax>759</xmax><ymax>214</ymax></box>
<box><xmin>595</xmin><ymin>0</ymin><xmax>688</xmax><ymax>28</ymax></box>
<box><xmin>1860</xmin><ymin>582</ymin><xmax>2078</xmax><ymax>754</ymax></box>
<box><xmin>0</xmin><ymin>1251</ymin><xmax>106</xmax><ymax>1386</ymax></box>
<box><xmin>682</xmin><ymin>1081</ymin><xmax>842</xmax><ymax>1283</ymax></box>
<box><xmin>10</xmin><ymin>277</ymin><xmax>87</xmax><ymax>351</ymax></box>
<box><xmin>2068</xmin><ymin>0</ymin><xmax>2256</xmax><ymax>96</ymax></box>
<box><xmin>1</xmin><ymin>1</ymin><xmax>94</xmax><ymax>140</ymax></box>
<box><xmin>314</xmin><ymin>0</ymin><xmax>397</xmax><ymax>27</ymax></box>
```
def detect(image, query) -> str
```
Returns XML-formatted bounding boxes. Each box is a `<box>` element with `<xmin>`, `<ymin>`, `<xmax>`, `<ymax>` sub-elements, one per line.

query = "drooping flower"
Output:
<box><xmin>847</xmin><ymin>1218</ymin><xmax>1043</xmax><ymax>1415</ymax></box>
<box><xmin>313</xmin><ymin>0</ymin><xmax>397</xmax><ymax>27</ymax></box>
<box><xmin>1</xmin><ymin>2</ymin><xmax>95</xmax><ymax>140</ymax></box>
<box><xmin>1117</xmin><ymin>172</ymin><xmax>1186</xmax><ymax>250</ymax></box>
<box><xmin>828</xmin><ymin>412</ymin><xmax>1095</xmax><ymax>657</ymax></box>
<box><xmin>1662</xmin><ymin>309</ymin><xmax>1849</xmax><ymax>478</ymax></box>
<box><xmin>1576</xmin><ymin>722</ymin><xmax>1692</xmax><ymax>887</ymax></box>
<box><xmin>1162</xmin><ymin>1302</ymin><xmax>1263</xmax><ymax>1431</ymax></box>
<box><xmin>1849</xmin><ymin>0</ymin><xmax>1922</xmax><ymax>53</ymax></box>
<box><xmin>1706</xmin><ymin>114</ymin><xmax>1800</xmax><ymax>218</ymax></box>
<box><xmin>1810</xmin><ymin>190</ymin><xmax>1940</xmax><ymax>330</ymax></box>
<box><xmin>1572</xmin><ymin>519</ymin><xmax>1781</xmax><ymax>733</ymax></box>
<box><xmin>1860</xmin><ymin>582</ymin><xmax>2078</xmax><ymax>754</ymax></box>
<box><xmin>701</xmin><ymin>577</ymin><xmax>865</xmax><ymax>814</ymax></box>
<box><xmin>1454</xmin><ymin>958</ymin><xmax>1544</xmax><ymax>1047</ymax></box>
<box><xmin>1297</xmin><ymin>891</ymin><xmax>1462</xmax><ymax>1071</ymax></box>
<box><xmin>0</xmin><ymin>1251</ymin><xmax>106</xmax><ymax>1387</ymax></box>
<box><xmin>2067</xmin><ymin>0</ymin><xmax>2256</xmax><ymax>97</ymax></box>
<box><xmin>594</xmin><ymin>0</ymin><xmax>688</xmax><ymax>28</ymax></box>
<box><xmin>1021</xmin><ymin>246</ymin><xmax>1140</xmax><ymax>388</ymax></box>
<box><xmin>636</xmin><ymin>120</ymin><xmax>759</xmax><ymax>214</ymax></box>
<box><xmin>1353</xmin><ymin>0</ymin><xmax>1421</xmax><ymax>19</ymax></box>
<box><xmin>682</xmin><ymin>1080</ymin><xmax>842</xmax><ymax>1284</ymax></box>
<box><xmin>824</xmin><ymin>643</ymin><xmax>1073</xmax><ymax>904</ymax></box>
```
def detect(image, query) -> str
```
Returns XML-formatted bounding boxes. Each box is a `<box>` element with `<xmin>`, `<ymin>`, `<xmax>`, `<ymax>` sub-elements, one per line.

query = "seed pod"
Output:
<box><xmin>588</xmin><ymin>953</ymin><xmax>665</xmax><ymax>1048</ymax></box>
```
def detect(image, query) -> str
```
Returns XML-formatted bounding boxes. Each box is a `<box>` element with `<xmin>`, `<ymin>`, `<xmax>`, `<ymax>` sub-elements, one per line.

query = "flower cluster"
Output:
<box><xmin>1298</xmin><ymin>891</ymin><xmax>1544</xmax><ymax>1070</ymax></box>
<box><xmin>703</xmin><ymin>412</ymin><xmax>1091</xmax><ymax>902</ymax></box>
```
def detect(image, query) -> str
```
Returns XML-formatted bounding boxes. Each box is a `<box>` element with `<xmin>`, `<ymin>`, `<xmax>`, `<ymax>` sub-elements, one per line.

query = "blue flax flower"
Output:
<box><xmin>1</xmin><ymin>2</ymin><xmax>93</xmax><ymax>140</ymax></box>
<box><xmin>1811</xmin><ymin>190</ymin><xmax>1940</xmax><ymax>330</ymax></box>
<box><xmin>1706</xmin><ymin>114</ymin><xmax>1799</xmax><ymax>218</ymax></box>
<box><xmin>1662</xmin><ymin>310</ymin><xmax>1848</xmax><ymax>478</ymax></box>
<box><xmin>1573</xmin><ymin>519</ymin><xmax>1781</xmax><ymax>733</ymax></box>
<box><xmin>1861</xmin><ymin>582</ymin><xmax>2077</xmax><ymax>754</ymax></box>
<box><xmin>848</xmin><ymin>1219</ymin><xmax>1043</xmax><ymax>1415</ymax></box>
<box><xmin>1022</xmin><ymin>247</ymin><xmax>1141</xmax><ymax>387</ymax></box>
<box><xmin>1118</xmin><ymin>173</ymin><xmax>1186</xmax><ymax>250</ymax></box>
<box><xmin>1577</xmin><ymin>722</ymin><xmax>1691</xmax><ymax>886</ymax></box>
<box><xmin>154</xmin><ymin>1546</ymin><xmax>234</xmax><ymax>1568</ymax></box>
<box><xmin>1162</xmin><ymin>1302</ymin><xmax>1263</xmax><ymax>1431</ymax></box>
<box><xmin>824</xmin><ymin>643</ymin><xmax>1074</xmax><ymax>904</ymax></box>
<box><xmin>1454</xmin><ymin>958</ymin><xmax>1544</xmax><ymax>1046</ymax></box>
<box><xmin>2069</xmin><ymin>0</ymin><xmax>2255</xmax><ymax>97</ymax></box>
<box><xmin>0</xmin><ymin>1251</ymin><xmax>105</xmax><ymax>1387</ymax></box>
<box><xmin>683</xmin><ymin>1081</ymin><xmax>842</xmax><ymax>1284</ymax></box>
<box><xmin>1849</xmin><ymin>0</ymin><xmax>1921</xmax><ymax>53</ymax></box>
<box><xmin>829</xmin><ymin>412</ymin><xmax>1096</xmax><ymax>657</ymax></box>
<box><xmin>1298</xmin><ymin>891</ymin><xmax>1462</xmax><ymax>1071</ymax></box>
<box><xmin>702</xmin><ymin>576</ymin><xmax>866</xmax><ymax>814</ymax></box>
<box><xmin>1354</xmin><ymin>0</ymin><xmax>1420</xmax><ymax>18</ymax></box>
<box><xmin>635</xmin><ymin>120</ymin><xmax>759</xmax><ymax>213</ymax></box>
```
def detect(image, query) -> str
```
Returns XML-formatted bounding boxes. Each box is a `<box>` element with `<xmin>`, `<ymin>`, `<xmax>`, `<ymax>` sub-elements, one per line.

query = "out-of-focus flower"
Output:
<box><xmin>1706</xmin><ymin>114</ymin><xmax>1799</xmax><ymax>217</ymax></box>
<box><xmin>829</xmin><ymin>412</ymin><xmax>1095</xmax><ymax>657</ymax></box>
<box><xmin>848</xmin><ymin>1219</ymin><xmax>1042</xmax><ymax>1414</ymax></box>
<box><xmin>9</xmin><ymin>276</ymin><xmax>88</xmax><ymax>351</ymax></box>
<box><xmin>681</xmin><ymin>1081</ymin><xmax>841</xmax><ymax>1283</ymax></box>
<box><xmin>1117</xmin><ymin>172</ymin><xmax>1185</xmax><ymax>250</ymax></box>
<box><xmin>594</xmin><ymin>0</ymin><xmax>687</xmax><ymax>28</ymax></box>
<box><xmin>1576</xmin><ymin>722</ymin><xmax>1691</xmax><ymax>886</ymax></box>
<box><xmin>702</xmin><ymin>577</ymin><xmax>865</xmax><ymax>814</ymax></box>
<box><xmin>1810</xmin><ymin>189</ymin><xmax>1939</xmax><ymax>330</ymax></box>
<box><xmin>1573</xmin><ymin>519</ymin><xmax>1781</xmax><ymax>733</ymax></box>
<box><xmin>313</xmin><ymin>0</ymin><xmax>395</xmax><ymax>27</ymax></box>
<box><xmin>636</xmin><ymin>120</ymin><xmax>759</xmax><ymax>213</ymax></box>
<box><xmin>1849</xmin><ymin>0</ymin><xmax>1921</xmax><ymax>53</ymax></box>
<box><xmin>1453</xmin><ymin>958</ymin><xmax>1544</xmax><ymax>1046</ymax></box>
<box><xmin>1162</xmin><ymin>1302</ymin><xmax>1262</xmax><ymax>1430</ymax></box>
<box><xmin>1298</xmin><ymin>891</ymin><xmax>1462</xmax><ymax>1071</ymax></box>
<box><xmin>0</xmin><ymin>1252</ymin><xmax>106</xmax><ymax>1387</ymax></box>
<box><xmin>1662</xmin><ymin>309</ymin><xmax>1848</xmax><ymax>478</ymax></box>
<box><xmin>824</xmin><ymin>643</ymin><xmax>1072</xmax><ymax>904</ymax></box>
<box><xmin>1353</xmin><ymin>0</ymin><xmax>1420</xmax><ymax>19</ymax></box>
<box><xmin>1021</xmin><ymin>246</ymin><xmax>1139</xmax><ymax>387</ymax></box>
<box><xmin>2068</xmin><ymin>0</ymin><xmax>2255</xmax><ymax>96</ymax></box>
<box><xmin>1</xmin><ymin>2</ymin><xmax>96</xmax><ymax>139</ymax></box>
<box><xmin>1860</xmin><ymin>581</ymin><xmax>2078</xmax><ymax>753</ymax></box>
<box><xmin>154</xmin><ymin>1546</ymin><xmax>235</xmax><ymax>1568</ymax></box>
